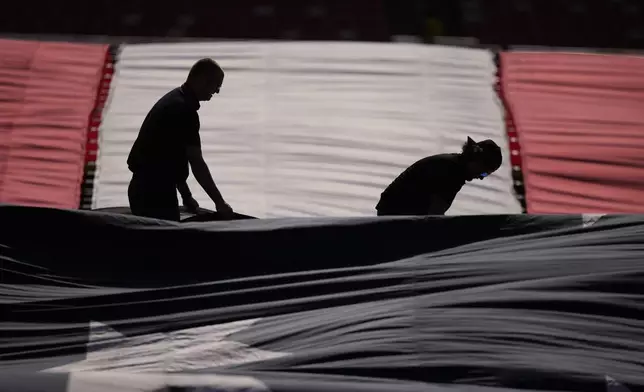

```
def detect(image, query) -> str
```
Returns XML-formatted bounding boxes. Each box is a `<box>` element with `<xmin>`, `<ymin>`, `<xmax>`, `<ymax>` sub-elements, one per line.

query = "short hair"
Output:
<box><xmin>187</xmin><ymin>58</ymin><xmax>223</xmax><ymax>81</ymax></box>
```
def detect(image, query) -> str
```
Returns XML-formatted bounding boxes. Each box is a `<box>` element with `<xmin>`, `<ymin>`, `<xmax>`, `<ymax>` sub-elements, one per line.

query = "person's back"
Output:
<box><xmin>376</xmin><ymin>153</ymin><xmax>467</xmax><ymax>216</ymax></box>
<box><xmin>376</xmin><ymin>137</ymin><xmax>503</xmax><ymax>216</ymax></box>
<box><xmin>127</xmin><ymin>87</ymin><xmax>197</xmax><ymax>182</ymax></box>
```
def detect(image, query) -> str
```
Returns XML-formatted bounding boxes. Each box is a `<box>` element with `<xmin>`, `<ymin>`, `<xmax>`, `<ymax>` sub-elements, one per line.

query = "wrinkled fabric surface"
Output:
<box><xmin>1</xmin><ymin>205</ymin><xmax>642</xmax><ymax>392</ymax></box>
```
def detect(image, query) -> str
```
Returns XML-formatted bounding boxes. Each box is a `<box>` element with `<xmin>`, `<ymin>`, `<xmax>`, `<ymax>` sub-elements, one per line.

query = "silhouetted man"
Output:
<box><xmin>376</xmin><ymin>137</ymin><xmax>502</xmax><ymax>216</ymax></box>
<box><xmin>127</xmin><ymin>58</ymin><xmax>233</xmax><ymax>221</ymax></box>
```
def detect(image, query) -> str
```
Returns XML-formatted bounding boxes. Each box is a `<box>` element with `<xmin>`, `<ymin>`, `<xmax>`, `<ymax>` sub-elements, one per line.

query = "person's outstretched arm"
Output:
<box><xmin>186</xmin><ymin>145</ymin><xmax>231</xmax><ymax>213</ymax></box>
<box><xmin>174</xmin><ymin>106</ymin><xmax>232</xmax><ymax>215</ymax></box>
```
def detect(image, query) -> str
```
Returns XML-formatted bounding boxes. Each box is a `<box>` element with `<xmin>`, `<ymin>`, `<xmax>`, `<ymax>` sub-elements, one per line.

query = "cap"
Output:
<box><xmin>466</xmin><ymin>137</ymin><xmax>502</xmax><ymax>173</ymax></box>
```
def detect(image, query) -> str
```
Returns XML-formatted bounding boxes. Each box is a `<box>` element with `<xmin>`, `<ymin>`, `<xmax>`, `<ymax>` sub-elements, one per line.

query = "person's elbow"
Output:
<box><xmin>187</xmin><ymin>146</ymin><xmax>208</xmax><ymax>178</ymax></box>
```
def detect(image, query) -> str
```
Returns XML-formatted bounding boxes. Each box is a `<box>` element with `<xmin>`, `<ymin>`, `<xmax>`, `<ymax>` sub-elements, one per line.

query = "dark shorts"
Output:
<box><xmin>128</xmin><ymin>172</ymin><xmax>180</xmax><ymax>222</ymax></box>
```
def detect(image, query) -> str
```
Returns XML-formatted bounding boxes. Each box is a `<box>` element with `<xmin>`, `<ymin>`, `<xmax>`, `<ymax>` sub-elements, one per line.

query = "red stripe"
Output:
<box><xmin>83</xmin><ymin>51</ymin><xmax>113</xmax><ymax>165</ymax></box>
<box><xmin>496</xmin><ymin>53</ymin><xmax>526</xmax><ymax>211</ymax></box>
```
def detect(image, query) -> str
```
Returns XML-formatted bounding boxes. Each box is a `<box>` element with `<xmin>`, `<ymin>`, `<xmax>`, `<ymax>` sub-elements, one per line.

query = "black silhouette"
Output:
<box><xmin>376</xmin><ymin>137</ymin><xmax>502</xmax><ymax>216</ymax></box>
<box><xmin>126</xmin><ymin>58</ymin><xmax>233</xmax><ymax>221</ymax></box>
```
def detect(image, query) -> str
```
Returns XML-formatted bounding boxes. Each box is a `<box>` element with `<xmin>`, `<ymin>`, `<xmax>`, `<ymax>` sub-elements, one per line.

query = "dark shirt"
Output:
<box><xmin>376</xmin><ymin>153</ymin><xmax>468</xmax><ymax>216</ymax></box>
<box><xmin>127</xmin><ymin>85</ymin><xmax>201</xmax><ymax>183</ymax></box>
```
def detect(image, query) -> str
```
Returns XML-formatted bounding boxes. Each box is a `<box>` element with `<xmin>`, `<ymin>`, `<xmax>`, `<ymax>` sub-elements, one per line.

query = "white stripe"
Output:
<box><xmin>47</xmin><ymin>320</ymin><xmax>289</xmax><ymax>374</ymax></box>
<box><xmin>606</xmin><ymin>375</ymin><xmax>633</xmax><ymax>392</ymax></box>
<box><xmin>94</xmin><ymin>41</ymin><xmax>520</xmax><ymax>217</ymax></box>
<box><xmin>583</xmin><ymin>214</ymin><xmax>606</xmax><ymax>228</ymax></box>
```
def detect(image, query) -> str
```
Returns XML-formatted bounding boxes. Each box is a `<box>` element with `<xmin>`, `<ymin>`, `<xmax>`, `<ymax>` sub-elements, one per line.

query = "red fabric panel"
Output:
<box><xmin>501</xmin><ymin>52</ymin><xmax>644</xmax><ymax>214</ymax></box>
<box><xmin>0</xmin><ymin>39</ymin><xmax>108</xmax><ymax>209</ymax></box>
<box><xmin>79</xmin><ymin>51</ymin><xmax>114</xmax><ymax>210</ymax></box>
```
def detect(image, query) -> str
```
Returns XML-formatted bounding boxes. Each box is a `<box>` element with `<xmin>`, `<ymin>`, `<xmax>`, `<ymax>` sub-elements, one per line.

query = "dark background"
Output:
<box><xmin>1</xmin><ymin>0</ymin><xmax>642</xmax><ymax>49</ymax></box>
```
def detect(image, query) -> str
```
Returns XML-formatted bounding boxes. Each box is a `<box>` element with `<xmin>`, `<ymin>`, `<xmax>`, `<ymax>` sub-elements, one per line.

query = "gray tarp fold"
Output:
<box><xmin>1</xmin><ymin>205</ymin><xmax>641</xmax><ymax>391</ymax></box>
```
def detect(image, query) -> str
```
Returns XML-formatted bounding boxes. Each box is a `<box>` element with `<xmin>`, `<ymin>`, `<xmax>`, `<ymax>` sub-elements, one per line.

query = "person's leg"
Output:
<box><xmin>128</xmin><ymin>173</ymin><xmax>180</xmax><ymax>222</ymax></box>
<box><xmin>152</xmin><ymin>190</ymin><xmax>181</xmax><ymax>221</ymax></box>
<box><xmin>128</xmin><ymin>174</ymin><xmax>145</xmax><ymax>216</ymax></box>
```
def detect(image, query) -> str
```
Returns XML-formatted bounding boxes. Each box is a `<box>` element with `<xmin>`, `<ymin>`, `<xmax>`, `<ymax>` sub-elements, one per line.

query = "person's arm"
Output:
<box><xmin>177</xmin><ymin>180</ymin><xmax>200</xmax><ymax>213</ymax></box>
<box><xmin>186</xmin><ymin>145</ymin><xmax>228</xmax><ymax>210</ymax></box>
<box><xmin>427</xmin><ymin>194</ymin><xmax>450</xmax><ymax>215</ymax></box>
<box><xmin>176</xmin><ymin>107</ymin><xmax>231</xmax><ymax>213</ymax></box>
<box><xmin>176</xmin><ymin>181</ymin><xmax>192</xmax><ymax>201</ymax></box>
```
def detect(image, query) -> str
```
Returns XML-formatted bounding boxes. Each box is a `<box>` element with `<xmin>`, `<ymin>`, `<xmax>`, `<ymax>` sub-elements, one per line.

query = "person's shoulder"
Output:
<box><xmin>154</xmin><ymin>88</ymin><xmax>193</xmax><ymax>115</ymax></box>
<box><xmin>435</xmin><ymin>153</ymin><xmax>465</xmax><ymax>172</ymax></box>
<box><xmin>416</xmin><ymin>153</ymin><xmax>458</xmax><ymax>167</ymax></box>
<box><xmin>435</xmin><ymin>153</ymin><xmax>461</xmax><ymax>164</ymax></box>
<box><xmin>156</xmin><ymin>87</ymin><xmax>183</xmax><ymax>106</ymax></box>
<box><xmin>410</xmin><ymin>154</ymin><xmax>463</xmax><ymax>178</ymax></box>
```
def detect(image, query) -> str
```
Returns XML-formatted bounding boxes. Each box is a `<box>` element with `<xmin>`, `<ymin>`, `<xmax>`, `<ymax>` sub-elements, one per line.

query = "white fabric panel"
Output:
<box><xmin>93</xmin><ymin>41</ymin><xmax>520</xmax><ymax>217</ymax></box>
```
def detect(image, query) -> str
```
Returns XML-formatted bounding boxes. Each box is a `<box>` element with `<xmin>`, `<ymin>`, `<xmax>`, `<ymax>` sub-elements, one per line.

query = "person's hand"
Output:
<box><xmin>183</xmin><ymin>196</ymin><xmax>200</xmax><ymax>214</ymax></box>
<box><xmin>216</xmin><ymin>201</ymin><xmax>234</xmax><ymax>219</ymax></box>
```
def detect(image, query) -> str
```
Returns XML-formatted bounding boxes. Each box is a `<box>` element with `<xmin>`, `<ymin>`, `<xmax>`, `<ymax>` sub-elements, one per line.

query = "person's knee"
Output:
<box><xmin>376</xmin><ymin>209</ymin><xmax>393</xmax><ymax>217</ymax></box>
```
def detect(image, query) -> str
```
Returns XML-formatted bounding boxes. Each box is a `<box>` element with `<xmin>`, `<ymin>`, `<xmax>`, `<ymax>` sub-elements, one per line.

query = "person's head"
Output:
<box><xmin>461</xmin><ymin>136</ymin><xmax>502</xmax><ymax>181</ymax></box>
<box><xmin>185</xmin><ymin>58</ymin><xmax>224</xmax><ymax>101</ymax></box>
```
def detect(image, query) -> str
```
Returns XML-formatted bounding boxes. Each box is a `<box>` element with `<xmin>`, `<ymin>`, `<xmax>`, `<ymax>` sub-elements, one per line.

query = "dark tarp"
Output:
<box><xmin>1</xmin><ymin>205</ymin><xmax>642</xmax><ymax>392</ymax></box>
<box><xmin>91</xmin><ymin>206</ymin><xmax>257</xmax><ymax>223</ymax></box>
